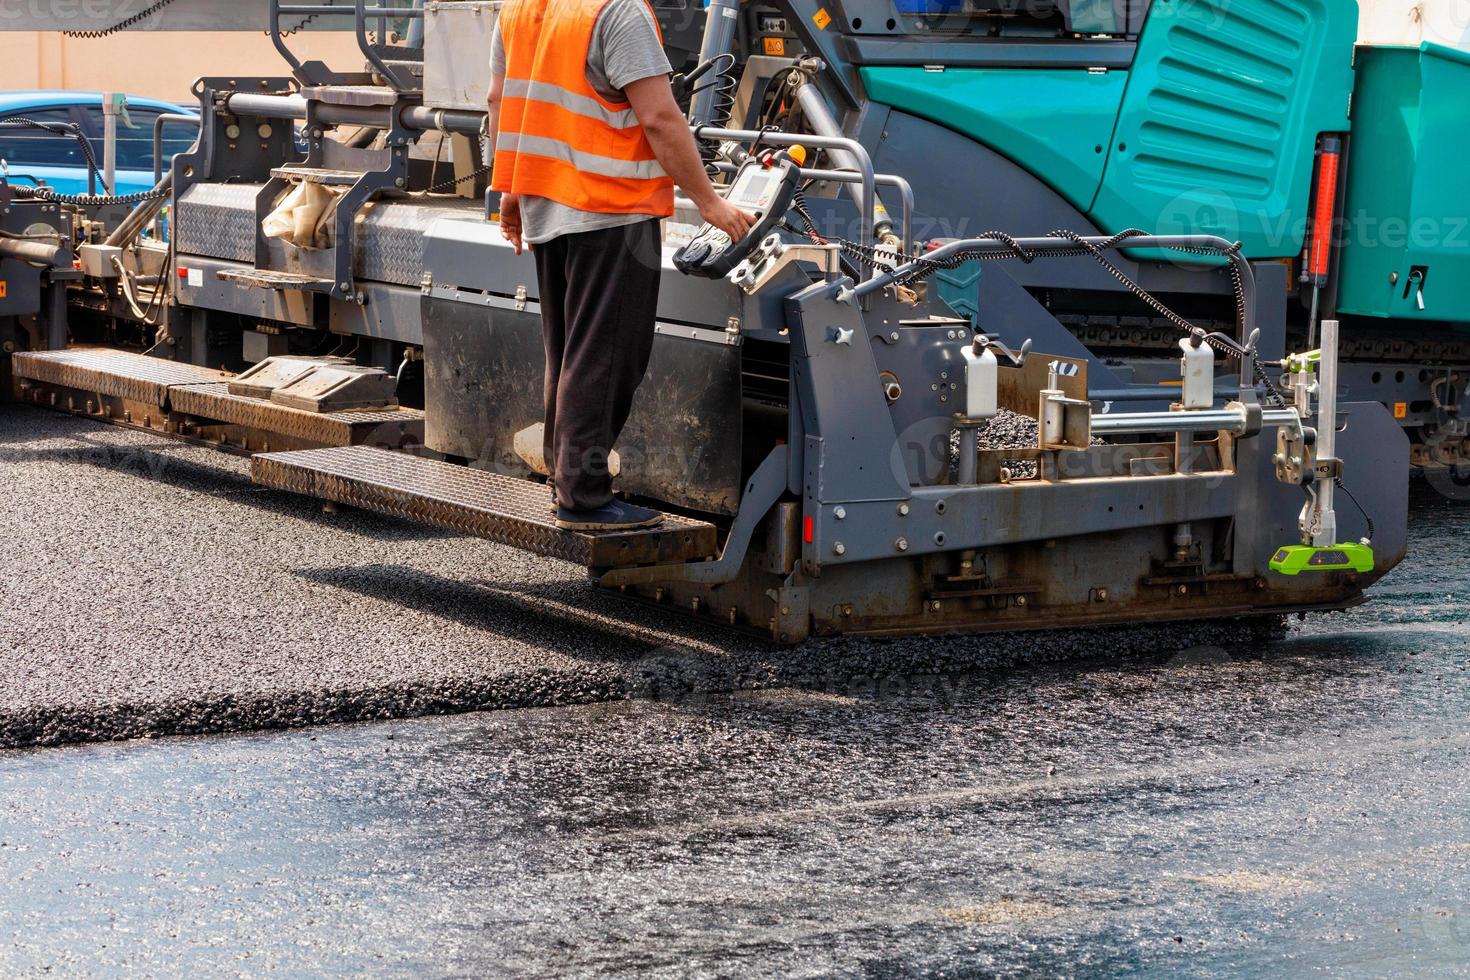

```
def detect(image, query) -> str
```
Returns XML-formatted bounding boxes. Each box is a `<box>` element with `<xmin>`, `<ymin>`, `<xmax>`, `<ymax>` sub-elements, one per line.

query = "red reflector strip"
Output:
<box><xmin>1309</xmin><ymin>147</ymin><xmax>1340</xmax><ymax>281</ymax></box>
<box><xmin>177</xmin><ymin>267</ymin><xmax>189</xmax><ymax>278</ymax></box>
<box><xmin>803</xmin><ymin>515</ymin><xmax>813</xmax><ymax>543</ymax></box>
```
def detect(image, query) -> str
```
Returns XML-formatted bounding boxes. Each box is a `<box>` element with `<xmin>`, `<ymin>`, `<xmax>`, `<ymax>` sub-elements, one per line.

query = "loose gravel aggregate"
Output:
<box><xmin>2</xmin><ymin>406</ymin><xmax>1283</xmax><ymax>747</ymax></box>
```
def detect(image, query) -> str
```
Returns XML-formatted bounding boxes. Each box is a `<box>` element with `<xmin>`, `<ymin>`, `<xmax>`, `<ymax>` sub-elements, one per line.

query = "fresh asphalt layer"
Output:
<box><xmin>1</xmin><ymin>506</ymin><xmax>1467</xmax><ymax>974</ymax></box>
<box><xmin>2</xmin><ymin>405</ymin><xmax>1468</xmax><ymax>974</ymax></box>
<box><xmin>1</xmin><ymin>405</ymin><xmax>1274</xmax><ymax>747</ymax></box>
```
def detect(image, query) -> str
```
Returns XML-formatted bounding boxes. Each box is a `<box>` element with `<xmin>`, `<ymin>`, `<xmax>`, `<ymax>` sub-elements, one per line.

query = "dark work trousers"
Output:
<box><xmin>533</xmin><ymin>217</ymin><xmax>662</xmax><ymax>512</ymax></box>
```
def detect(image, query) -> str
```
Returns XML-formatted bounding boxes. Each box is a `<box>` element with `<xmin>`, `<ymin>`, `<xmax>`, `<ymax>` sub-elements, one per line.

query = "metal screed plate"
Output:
<box><xmin>170</xmin><ymin>384</ymin><xmax>423</xmax><ymax>447</ymax></box>
<box><xmin>11</xmin><ymin>348</ymin><xmax>232</xmax><ymax>407</ymax></box>
<box><xmin>251</xmin><ymin>446</ymin><xmax>718</xmax><ymax>569</ymax></box>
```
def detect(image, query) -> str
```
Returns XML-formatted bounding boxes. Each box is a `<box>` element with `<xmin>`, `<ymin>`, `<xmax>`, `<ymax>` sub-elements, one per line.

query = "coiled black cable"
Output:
<box><xmin>0</xmin><ymin>117</ymin><xmax>109</xmax><ymax>194</ymax></box>
<box><xmin>11</xmin><ymin>183</ymin><xmax>169</xmax><ymax>207</ymax></box>
<box><xmin>788</xmin><ymin>201</ymin><xmax>1289</xmax><ymax>405</ymax></box>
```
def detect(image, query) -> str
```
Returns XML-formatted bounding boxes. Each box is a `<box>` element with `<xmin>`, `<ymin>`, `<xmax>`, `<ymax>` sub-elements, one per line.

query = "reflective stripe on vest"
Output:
<box><xmin>491</xmin><ymin>0</ymin><xmax>673</xmax><ymax>217</ymax></box>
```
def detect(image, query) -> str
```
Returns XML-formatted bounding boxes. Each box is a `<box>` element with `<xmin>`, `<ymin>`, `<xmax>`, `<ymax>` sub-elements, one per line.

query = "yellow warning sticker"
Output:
<box><xmin>763</xmin><ymin>36</ymin><xmax>786</xmax><ymax>56</ymax></box>
<box><xmin>1394</xmin><ymin>402</ymin><xmax>1408</xmax><ymax>419</ymax></box>
<box><xmin>812</xmin><ymin>7</ymin><xmax>831</xmax><ymax>29</ymax></box>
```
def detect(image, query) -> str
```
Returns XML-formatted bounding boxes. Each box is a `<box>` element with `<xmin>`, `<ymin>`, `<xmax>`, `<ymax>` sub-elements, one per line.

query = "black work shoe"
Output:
<box><xmin>554</xmin><ymin>499</ymin><xmax>664</xmax><ymax>531</ymax></box>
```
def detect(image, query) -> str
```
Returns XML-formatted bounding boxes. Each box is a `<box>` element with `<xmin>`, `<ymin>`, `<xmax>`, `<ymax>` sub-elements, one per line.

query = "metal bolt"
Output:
<box><xmin>1096</xmin><ymin>588</ymin><xmax>1108</xmax><ymax>602</ymax></box>
<box><xmin>781</xmin><ymin>606</ymin><xmax>790</xmax><ymax>615</ymax></box>
<box><xmin>1016</xmin><ymin>595</ymin><xmax>1028</xmax><ymax>607</ymax></box>
<box><xmin>257</xmin><ymin>123</ymin><xmax>273</xmax><ymax>138</ymax></box>
<box><xmin>225</xmin><ymin>124</ymin><xmax>241</xmax><ymax>139</ymax></box>
<box><xmin>1176</xmin><ymin>584</ymin><xmax>1188</xmax><ymax>596</ymax></box>
<box><xmin>930</xmin><ymin>600</ymin><xmax>941</xmax><ymax>612</ymax></box>
<box><xmin>833</xmin><ymin>542</ymin><xmax>846</xmax><ymax>556</ymax></box>
<box><xmin>897</xmin><ymin>503</ymin><xmax>910</xmax><ymax>516</ymax></box>
<box><xmin>356</xmin><ymin>292</ymin><xmax>367</xmax><ymax>304</ymax></box>
<box><xmin>842</xmin><ymin>605</ymin><xmax>853</xmax><ymax>617</ymax></box>
<box><xmin>394</xmin><ymin>177</ymin><xmax>406</xmax><ymax>188</ymax></box>
<box><xmin>896</xmin><ymin>537</ymin><xmax>909</xmax><ymax>552</ymax></box>
<box><xmin>889</xmin><ymin>331</ymin><xmax>899</xmax><ymax>342</ymax></box>
<box><xmin>834</xmin><ymin>506</ymin><xmax>846</xmax><ymax>519</ymax></box>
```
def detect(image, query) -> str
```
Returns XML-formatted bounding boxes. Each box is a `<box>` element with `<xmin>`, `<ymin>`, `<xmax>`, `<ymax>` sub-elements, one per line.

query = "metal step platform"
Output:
<box><xmin>12</xmin><ymin>348</ymin><xmax>423</xmax><ymax>450</ymax></box>
<box><xmin>251</xmin><ymin>446</ymin><xmax>718</xmax><ymax>569</ymax></box>
<box><xmin>170</xmin><ymin>384</ymin><xmax>421</xmax><ymax>448</ymax></box>
<box><xmin>11</xmin><ymin>347</ymin><xmax>231</xmax><ymax>407</ymax></box>
<box><xmin>270</xmin><ymin>165</ymin><xmax>363</xmax><ymax>185</ymax></box>
<box><xmin>216</xmin><ymin>268</ymin><xmax>336</xmax><ymax>292</ymax></box>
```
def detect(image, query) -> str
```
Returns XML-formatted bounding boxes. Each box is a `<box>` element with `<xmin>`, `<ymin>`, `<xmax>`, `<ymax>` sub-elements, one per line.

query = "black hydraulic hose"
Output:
<box><xmin>0</xmin><ymin>117</ymin><xmax>109</xmax><ymax>194</ymax></box>
<box><xmin>104</xmin><ymin>171</ymin><xmax>174</xmax><ymax>248</ymax></box>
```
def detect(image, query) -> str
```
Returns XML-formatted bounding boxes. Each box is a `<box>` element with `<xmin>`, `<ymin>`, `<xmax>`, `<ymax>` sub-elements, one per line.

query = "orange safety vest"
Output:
<box><xmin>492</xmin><ymin>0</ymin><xmax>674</xmax><ymax>217</ymax></box>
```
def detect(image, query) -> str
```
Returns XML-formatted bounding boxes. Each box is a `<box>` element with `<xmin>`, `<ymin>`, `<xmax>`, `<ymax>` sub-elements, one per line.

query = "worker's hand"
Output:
<box><xmin>698</xmin><ymin>195</ymin><xmax>756</xmax><ymax>243</ymax></box>
<box><xmin>499</xmin><ymin>193</ymin><xmax>525</xmax><ymax>254</ymax></box>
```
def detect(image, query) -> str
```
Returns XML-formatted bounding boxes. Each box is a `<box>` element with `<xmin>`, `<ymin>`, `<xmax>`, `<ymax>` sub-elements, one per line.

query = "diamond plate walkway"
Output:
<box><xmin>252</xmin><ymin>445</ymin><xmax>718</xmax><ymax>569</ymax></box>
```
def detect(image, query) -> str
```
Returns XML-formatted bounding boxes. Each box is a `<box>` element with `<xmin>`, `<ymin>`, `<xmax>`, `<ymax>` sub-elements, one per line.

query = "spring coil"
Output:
<box><xmin>62</xmin><ymin>0</ymin><xmax>181</xmax><ymax>38</ymax></box>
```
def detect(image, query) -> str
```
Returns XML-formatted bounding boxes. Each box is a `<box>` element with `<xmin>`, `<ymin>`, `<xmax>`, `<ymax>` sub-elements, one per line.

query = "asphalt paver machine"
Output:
<box><xmin>2</xmin><ymin>0</ymin><xmax>1409</xmax><ymax>641</ymax></box>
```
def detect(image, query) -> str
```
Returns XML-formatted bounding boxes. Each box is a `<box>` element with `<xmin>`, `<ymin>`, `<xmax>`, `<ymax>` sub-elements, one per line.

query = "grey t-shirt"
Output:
<box><xmin>490</xmin><ymin>0</ymin><xmax>673</xmax><ymax>244</ymax></box>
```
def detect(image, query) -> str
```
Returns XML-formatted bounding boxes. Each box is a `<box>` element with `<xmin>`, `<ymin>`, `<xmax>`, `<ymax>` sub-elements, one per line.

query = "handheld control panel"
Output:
<box><xmin>673</xmin><ymin>148</ymin><xmax>803</xmax><ymax>279</ymax></box>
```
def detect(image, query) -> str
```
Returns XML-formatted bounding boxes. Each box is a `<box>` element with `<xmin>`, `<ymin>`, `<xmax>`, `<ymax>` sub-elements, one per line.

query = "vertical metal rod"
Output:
<box><xmin>102</xmin><ymin>92</ymin><xmax>119</xmax><ymax>194</ymax></box>
<box><xmin>1307</xmin><ymin>283</ymin><xmax>1321</xmax><ymax>351</ymax></box>
<box><xmin>958</xmin><ymin>427</ymin><xmax>978</xmax><ymax>485</ymax></box>
<box><xmin>1317</xmin><ymin>318</ymin><xmax>1339</xmax><ymax>540</ymax></box>
<box><xmin>689</xmin><ymin>0</ymin><xmax>739</xmax><ymax>125</ymax></box>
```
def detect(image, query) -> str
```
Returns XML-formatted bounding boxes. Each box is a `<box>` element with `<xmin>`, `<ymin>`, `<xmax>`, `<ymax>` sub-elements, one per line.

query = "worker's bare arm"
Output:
<box><xmin>485</xmin><ymin>71</ymin><xmax>524</xmax><ymax>254</ymax></box>
<box><xmin>623</xmin><ymin>75</ymin><xmax>754</xmax><ymax>241</ymax></box>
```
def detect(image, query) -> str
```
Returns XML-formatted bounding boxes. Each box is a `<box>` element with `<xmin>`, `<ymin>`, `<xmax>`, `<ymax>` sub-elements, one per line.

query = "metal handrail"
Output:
<box><xmin>692</xmin><ymin>125</ymin><xmax>877</xmax><ymax>256</ymax></box>
<box><xmin>355</xmin><ymin>0</ymin><xmax>425</xmax><ymax>93</ymax></box>
<box><xmin>269</xmin><ymin>0</ymin><xmax>422</xmax><ymax>87</ymax></box>
<box><xmin>710</xmin><ymin>160</ymin><xmax>914</xmax><ymax>251</ymax></box>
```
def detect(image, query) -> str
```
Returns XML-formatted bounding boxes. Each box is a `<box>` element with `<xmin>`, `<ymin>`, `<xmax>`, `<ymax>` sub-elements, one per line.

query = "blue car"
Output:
<box><xmin>0</xmin><ymin>91</ymin><xmax>198</xmax><ymax>197</ymax></box>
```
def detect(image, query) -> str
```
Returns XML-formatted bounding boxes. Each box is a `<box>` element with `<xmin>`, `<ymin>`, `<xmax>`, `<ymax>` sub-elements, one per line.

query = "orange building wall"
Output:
<box><xmin>0</xmin><ymin>32</ymin><xmax>365</xmax><ymax>103</ymax></box>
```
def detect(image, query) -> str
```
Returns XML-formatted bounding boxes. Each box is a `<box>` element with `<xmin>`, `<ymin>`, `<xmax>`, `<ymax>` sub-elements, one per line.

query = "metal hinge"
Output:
<box><xmin>515</xmin><ymin>284</ymin><xmax>527</xmax><ymax>311</ymax></box>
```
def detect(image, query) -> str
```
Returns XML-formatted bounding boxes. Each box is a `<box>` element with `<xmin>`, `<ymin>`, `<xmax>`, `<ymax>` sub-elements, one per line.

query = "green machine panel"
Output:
<box><xmin>1087</xmin><ymin>0</ymin><xmax>1356</xmax><ymax>261</ymax></box>
<box><xmin>1337</xmin><ymin>43</ymin><xmax>1470</xmax><ymax>323</ymax></box>
<box><xmin>861</xmin><ymin>66</ymin><xmax>1128</xmax><ymax>215</ymax></box>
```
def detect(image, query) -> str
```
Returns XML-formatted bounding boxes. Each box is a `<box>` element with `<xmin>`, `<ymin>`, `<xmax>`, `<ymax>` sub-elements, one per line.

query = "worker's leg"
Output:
<box><xmin>551</xmin><ymin>218</ymin><xmax>661</xmax><ymax>512</ymax></box>
<box><xmin>533</xmin><ymin>233</ymin><xmax>570</xmax><ymax>491</ymax></box>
